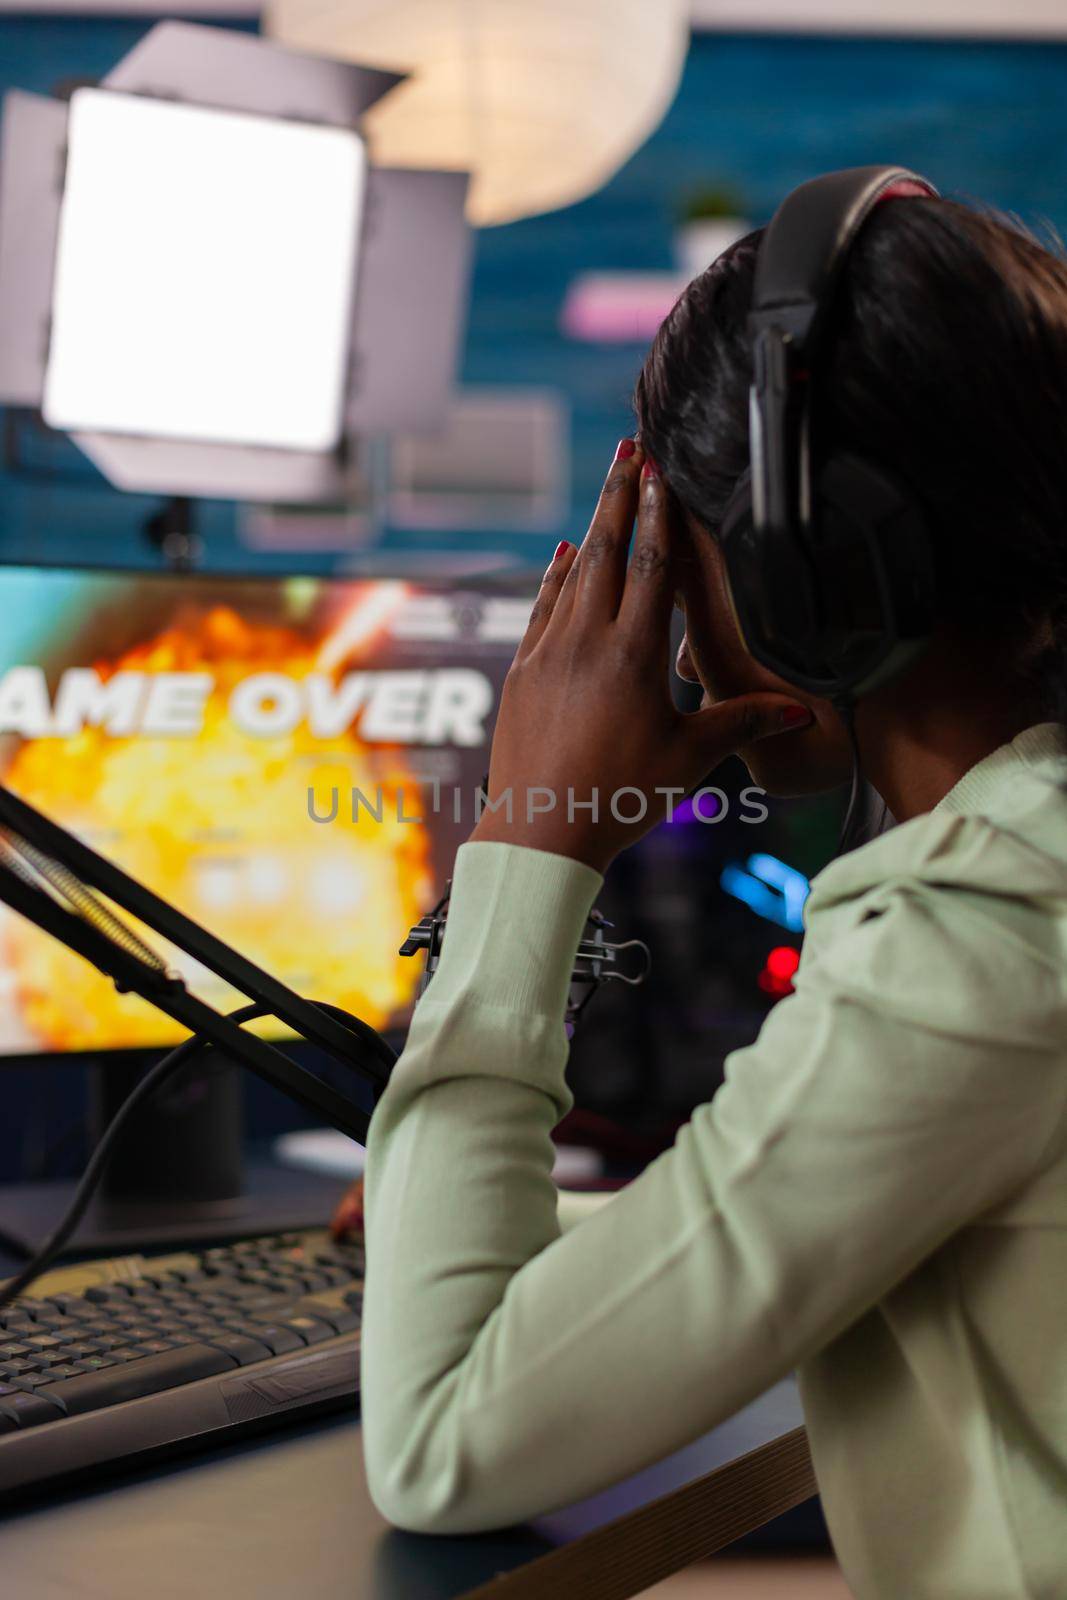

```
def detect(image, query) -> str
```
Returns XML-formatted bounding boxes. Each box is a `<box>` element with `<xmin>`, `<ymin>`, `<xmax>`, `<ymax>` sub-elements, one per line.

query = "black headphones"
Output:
<box><xmin>719</xmin><ymin>165</ymin><xmax>941</xmax><ymax>703</ymax></box>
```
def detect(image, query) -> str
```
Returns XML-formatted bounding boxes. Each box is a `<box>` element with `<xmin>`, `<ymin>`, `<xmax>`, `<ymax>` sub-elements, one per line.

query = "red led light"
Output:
<box><xmin>759</xmin><ymin>945</ymin><xmax>800</xmax><ymax>997</ymax></box>
<box><xmin>767</xmin><ymin>946</ymin><xmax>799</xmax><ymax>979</ymax></box>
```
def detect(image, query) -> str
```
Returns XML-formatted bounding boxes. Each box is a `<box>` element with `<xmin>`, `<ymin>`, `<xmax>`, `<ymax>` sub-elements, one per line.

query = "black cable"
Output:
<box><xmin>832</xmin><ymin>707</ymin><xmax>898</xmax><ymax>852</ymax></box>
<box><xmin>835</xmin><ymin>698</ymin><xmax>864</xmax><ymax>856</ymax></box>
<box><xmin>0</xmin><ymin>1003</ymin><xmax>269</xmax><ymax>1310</ymax></box>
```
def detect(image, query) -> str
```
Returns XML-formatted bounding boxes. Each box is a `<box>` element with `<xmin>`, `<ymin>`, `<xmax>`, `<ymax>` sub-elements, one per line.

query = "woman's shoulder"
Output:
<box><xmin>799</xmin><ymin>797</ymin><xmax>1067</xmax><ymax>1047</ymax></box>
<box><xmin>810</xmin><ymin>774</ymin><xmax>1067</xmax><ymax>917</ymax></box>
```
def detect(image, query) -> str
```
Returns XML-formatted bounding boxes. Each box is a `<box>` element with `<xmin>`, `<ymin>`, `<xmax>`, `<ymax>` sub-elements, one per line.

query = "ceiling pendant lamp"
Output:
<box><xmin>266</xmin><ymin>0</ymin><xmax>690</xmax><ymax>226</ymax></box>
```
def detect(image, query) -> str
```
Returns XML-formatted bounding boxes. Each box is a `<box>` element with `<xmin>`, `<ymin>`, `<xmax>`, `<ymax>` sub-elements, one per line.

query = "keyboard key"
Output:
<box><xmin>275</xmin><ymin>1316</ymin><xmax>334</xmax><ymax>1346</ymax></box>
<box><xmin>199</xmin><ymin>1333</ymin><xmax>272</xmax><ymax>1366</ymax></box>
<box><xmin>238</xmin><ymin>1323</ymin><xmax>304</xmax><ymax>1356</ymax></box>
<box><xmin>71</xmin><ymin>1357</ymin><xmax>119</xmax><ymax>1372</ymax></box>
<box><xmin>231</xmin><ymin>1292</ymin><xmax>292</xmax><ymax>1313</ymax></box>
<box><xmin>46</xmin><ymin>1344</ymin><xmax>237</xmax><ymax>1415</ymax></box>
<box><xmin>318</xmin><ymin>1267</ymin><xmax>353</xmax><ymax>1288</ymax></box>
<box><xmin>12</xmin><ymin>1301</ymin><xmax>51</xmax><ymax>1320</ymax></box>
<box><xmin>304</xmin><ymin>1304</ymin><xmax>360</xmax><ymax>1335</ymax></box>
<box><xmin>0</xmin><ymin>1389</ymin><xmax>65</xmax><ymax>1428</ymax></box>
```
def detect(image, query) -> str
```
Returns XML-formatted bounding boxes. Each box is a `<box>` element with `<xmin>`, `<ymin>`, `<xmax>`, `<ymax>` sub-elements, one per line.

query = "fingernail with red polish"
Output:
<box><xmin>642</xmin><ymin>457</ymin><xmax>660</xmax><ymax>480</ymax></box>
<box><xmin>616</xmin><ymin>438</ymin><xmax>637</xmax><ymax>460</ymax></box>
<box><xmin>781</xmin><ymin>704</ymin><xmax>813</xmax><ymax>729</ymax></box>
<box><xmin>544</xmin><ymin>540</ymin><xmax>569</xmax><ymax>578</ymax></box>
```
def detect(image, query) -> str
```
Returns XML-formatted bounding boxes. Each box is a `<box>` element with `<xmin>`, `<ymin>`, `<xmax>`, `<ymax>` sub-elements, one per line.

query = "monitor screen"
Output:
<box><xmin>0</xmin><ymin>566</ymin><xmax>532</xmax><ymax>1056</ymax></box>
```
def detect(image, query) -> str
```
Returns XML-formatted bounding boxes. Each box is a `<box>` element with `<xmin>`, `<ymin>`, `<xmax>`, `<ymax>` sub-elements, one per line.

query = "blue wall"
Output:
<box><xmin>2</xmin><ymin>21</ymin><xmax>1067</xmax><ymax>575</ymax></box>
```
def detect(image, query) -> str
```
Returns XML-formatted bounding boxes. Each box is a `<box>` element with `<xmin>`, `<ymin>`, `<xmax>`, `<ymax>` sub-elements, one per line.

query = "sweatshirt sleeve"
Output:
<box><xmin>360</xmin><ymin>841</ymin><xmax>1067</xmax><ymax>1535</ymax></box>
<box><xmin>556</xmin><ymin>1189</ymin><xmax>616</xmax><ymax>1232</ymax></box>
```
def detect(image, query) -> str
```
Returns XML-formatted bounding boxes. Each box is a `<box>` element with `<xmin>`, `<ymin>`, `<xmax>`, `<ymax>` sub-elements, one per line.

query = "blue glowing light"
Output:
<box><xmin>720</xmin><ymin>853</ymin><xmax>810</xmax><ymax>932</ymax></box>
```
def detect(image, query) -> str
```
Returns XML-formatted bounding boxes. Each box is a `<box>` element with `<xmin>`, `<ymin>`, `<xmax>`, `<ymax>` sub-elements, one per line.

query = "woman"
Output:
<box><xmin>356</xmin><ymin>187</ymin><xmax>1067</xmax><ymax>1598</ymax></box>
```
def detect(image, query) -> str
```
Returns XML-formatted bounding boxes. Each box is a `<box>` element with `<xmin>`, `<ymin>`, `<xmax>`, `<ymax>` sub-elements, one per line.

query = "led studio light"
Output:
<box><xmin>0</xmin><ymin>23</ymin><xmax>473</xmax><ymax>502</ymax></box>
<box><xmin>44</xmin><ymin>90</ymin><xmax>367</xmax><ymax>454</ymax></box>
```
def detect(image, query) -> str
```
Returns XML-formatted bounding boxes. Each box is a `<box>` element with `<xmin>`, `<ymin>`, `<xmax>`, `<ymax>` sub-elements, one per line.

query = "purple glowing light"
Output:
<box><xmin>666</xmin><ymin>791</ymin><xmax>724</xmax><ymax>825</ymax></box>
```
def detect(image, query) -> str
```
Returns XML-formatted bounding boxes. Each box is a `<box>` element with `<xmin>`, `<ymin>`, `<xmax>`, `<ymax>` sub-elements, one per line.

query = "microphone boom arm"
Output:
<box><xmin>0</xmin><ymin>783</ymin><xmax>395</xmax><ymax>1145</ymax></box>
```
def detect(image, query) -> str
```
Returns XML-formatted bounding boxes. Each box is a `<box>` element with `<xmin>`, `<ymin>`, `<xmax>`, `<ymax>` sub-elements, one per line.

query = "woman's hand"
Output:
<box><xmin>469</xmin><ymin>440</ymin><xmax>811</xmax><ymax>875</ymax></box>
<box><xmin>331</xmin><ymin>1177</ymin><xmax>364</xmax><ymax>1240</ymax></box>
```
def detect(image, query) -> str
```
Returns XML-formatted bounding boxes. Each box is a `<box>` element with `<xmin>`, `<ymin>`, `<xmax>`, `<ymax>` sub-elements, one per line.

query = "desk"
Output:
<box><xmin>0</xmin><ymin>1380</ymin><xmax>814</xmax><ymax>1600</ymax></box>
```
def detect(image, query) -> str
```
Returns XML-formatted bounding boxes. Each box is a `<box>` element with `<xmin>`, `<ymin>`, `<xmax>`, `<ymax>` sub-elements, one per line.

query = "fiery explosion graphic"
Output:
<box><xmin>1</xmin><ymin>595</ymin><xmax>432</xmax><ymax>1051</ymax></box>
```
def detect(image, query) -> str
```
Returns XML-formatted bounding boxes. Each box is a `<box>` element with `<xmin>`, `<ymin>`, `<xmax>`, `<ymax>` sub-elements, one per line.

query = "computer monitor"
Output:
<box><xmin>0</xmin><ymin>563</ymin><xmax>532</xmax><ymax>1060</ymax></box>
<box><xmin>0</xmin><ymin>560</ymin><xmax>847</xmax><ymax>1126</ymax></box>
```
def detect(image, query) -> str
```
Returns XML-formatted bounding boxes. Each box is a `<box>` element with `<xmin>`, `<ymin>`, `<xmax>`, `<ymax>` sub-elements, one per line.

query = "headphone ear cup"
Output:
<box><xmin>810</xmin><ymin>454</ymin><xmax>937</xmax><ymax>693</ymax></box>
<box><xmin>718</xmin><ymin>456</ymin><xmax>936</xmax><ymax>696</ymax></box>
<box><xmin>718</xmin><ymin>468</ymin><xmax>823</xmax><ymax>687</ymax></box>
<box><xmin>718</xmin><ymin>469</ymin><xmax>757</xmax><ymax>643</ymax></box>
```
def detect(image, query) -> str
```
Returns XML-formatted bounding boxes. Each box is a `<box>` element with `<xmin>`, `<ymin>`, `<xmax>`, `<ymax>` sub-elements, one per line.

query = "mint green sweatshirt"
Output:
<box><xmin>361</xmin><ymin>724</ymin><xmax>1067</xmax><ymax>1600</ymax></box>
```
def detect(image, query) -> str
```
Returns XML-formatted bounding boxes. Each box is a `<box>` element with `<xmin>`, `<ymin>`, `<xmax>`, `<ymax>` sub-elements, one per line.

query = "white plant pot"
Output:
<box><xmin>675</xmin><ymin>216</ymin><xmax>750</xmax><ymax>280</ymax></box>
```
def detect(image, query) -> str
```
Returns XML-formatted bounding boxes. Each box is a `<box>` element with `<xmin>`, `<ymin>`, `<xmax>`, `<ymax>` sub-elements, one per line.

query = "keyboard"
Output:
<box><xmin>0</xmin><ymin>1229</ymin><xmax>363</xmax><ymax>1497</ymax></box>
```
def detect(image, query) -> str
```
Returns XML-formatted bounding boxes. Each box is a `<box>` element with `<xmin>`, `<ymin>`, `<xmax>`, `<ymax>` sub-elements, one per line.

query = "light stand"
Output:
<box><xmin>144</xmin><ymin>496</ymin><xmax>201</xmax><ymax>571</ymax></box>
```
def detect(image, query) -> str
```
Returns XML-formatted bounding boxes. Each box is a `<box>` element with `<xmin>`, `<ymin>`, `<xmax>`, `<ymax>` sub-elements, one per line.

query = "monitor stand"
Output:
<box><xmin>0</xmin><ymin>1053</ymin><xmax>352</xmax><ymax>1260</ymax></box>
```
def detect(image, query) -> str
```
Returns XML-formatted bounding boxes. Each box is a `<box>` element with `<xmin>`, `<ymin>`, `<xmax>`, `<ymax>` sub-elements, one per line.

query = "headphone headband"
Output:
<box><xmin>748</xmin><ymin>166</ymin><xmax>938</xmax><ymax>545</ymax></box>
<box><xmin>751</xmin><ymin>167</ymin><xmax>937</xmax><ymax>346</ymax></box>
<box><xmin>720</xmin><ymin>165</ymin><xmax>941</xmax><ymax>701</ymax></box>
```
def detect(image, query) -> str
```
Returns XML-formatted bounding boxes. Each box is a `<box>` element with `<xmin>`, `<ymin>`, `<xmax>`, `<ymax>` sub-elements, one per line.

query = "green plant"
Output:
<box><xmin>679</xmin><ymin>184</ymin><xmax>746</xmax><ymax>224</ymax></box>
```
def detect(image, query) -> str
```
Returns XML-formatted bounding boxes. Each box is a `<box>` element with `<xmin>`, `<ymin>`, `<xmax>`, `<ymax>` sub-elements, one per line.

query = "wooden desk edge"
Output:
<box><xmin>464</xmin><ymin>1426</ymin><xmax>816</xmax><ymax>1600</ymax></box>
